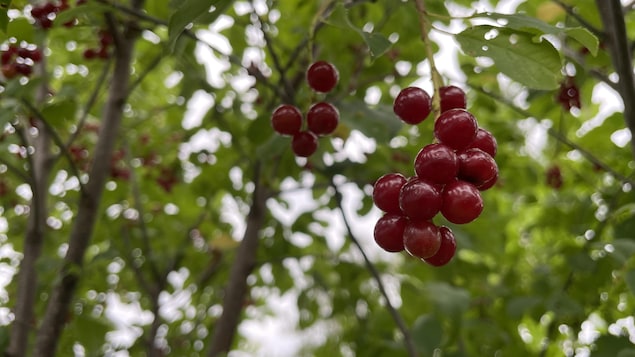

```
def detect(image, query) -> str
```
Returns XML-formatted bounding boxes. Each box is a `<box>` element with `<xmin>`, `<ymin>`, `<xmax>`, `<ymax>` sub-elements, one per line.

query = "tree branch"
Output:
<box><xmin>207</xmin><ymin>162</ymin><xmax>267</xmax><ymax>357</ymax></box>
<box><xmin>330</xmin><ymin>182</ymin><xmax>419</xmax><ymax>357</ymax></box>
<box><xmin>33</xmin><ymin>4</ymin><xmax>144</xmax><ymax>354</ymax></box>
<box><xmin>595</xmin><ymin>0</ymin><xmax>635</xmax><ymax>159</ymax></box>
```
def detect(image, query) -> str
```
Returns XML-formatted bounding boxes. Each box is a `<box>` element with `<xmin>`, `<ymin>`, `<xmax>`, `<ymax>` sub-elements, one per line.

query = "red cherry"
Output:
<box><xmin>42</xmin><ymin>2</ymin><xmax>57</xmax><ymax>14</ymax></box>
<box><xmin>423</xmin><ymin>226</ymin><xmax>457</xmax><ymax>266</ymax></box>
<box><xmin>14</xmin><ymin>63</ymin><xmax>33</xmax><ymax>76</ymax></box>
<box><xmin>1</xmin><ymin>51</ymin><xmax>13</xmax><ymax>65</ymax></box>
<box><xmin>38</xmin><ymin>16</ymin><xmax>54</xmax><ymax>29</ymax></box>
<box><xmin>399</xmin><ymin>177</ymin><xmax>442</xmax><ymax>221</ymax></box>
<box><xmin>306</xmin><ymin>61</ymin><xmax>338</xmax><ymax>93</ymax></box>
<box><xmin>291</xmin><ymin>131</ymin><xmax>318</xmax><ymax>157</ymax></box>
<box><xmin>271</xmin><ymin>104</ymin><xmax>302</xmax><ymax>136</ymax></box>
<box><xmin>83</xmin><ymin>48</ymin><xmax>98</xmax><ymax>59</ymax></box>
<box><xmin>393</xmin><ymin>87</ymin><xmax>432</xmax><ymax>125</ymax></box>
<box><xmin>457</xmin><ymin>148</ymin><xmax>498</xmax><ymax>187</ymax></box>
<box><xmin>414</xmin><ymin>143</ymin><xmax>459</xmax><ymax>184</ymax></box>
<box><xmin>467</xmin><ymin>128</ymin><xmax>497</xmax><ymax>157</ymax></box>
<box><xmin>477</xmin><ymin>172</ymin><xmax>498</xmax><ymax>191</ymax></box>
<box><xmin>441</xmin><ymin>180</ymin><xmax>483</xmax><ymax>224</ymax></box>
<box><xmin>1</xmin><ymin>63</ymin><xmax>17</xmax><ymax>79</ymax></box>
<box><xmin>403</xmin><ymin>220</ymin><xmax>441</xmax><ymax>259</ymax></box>
<box><xmin>373</xmin><ymin>213</ymin><xmax>407</xmax><ymax>252</ymax></box>
<box><xmin>546</xmin><ymin>165</ymin><xmax>563</xmax><ymax>189</ymax></box>
<box><xmin>307</xmin><ymin>102</ymin><xmax>339</xmax><ymax>135</ymax></box>
<box><xmin>99</xmin><ymin>30</ymin><xmax>114</xmax><ymax>48</ymax></box>
<box><xmin>434</xmin><ymin>109</ymin><xmax>478</xmax><ymax>151</ymax></box>
<box><xmin>438</xmin><ymin>85</ymin><xmax>467</xmax><ymax>113</ymax></box>
<box><xmin>372</xmin><ymin>173</ymin><xmax>407</xmax><ymax>214</ymax></box>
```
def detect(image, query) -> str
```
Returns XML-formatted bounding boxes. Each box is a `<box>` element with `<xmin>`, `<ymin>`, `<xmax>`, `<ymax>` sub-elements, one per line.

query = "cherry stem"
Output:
<box><xmin>414</xmin><ymin>0</ymin><xmax>443</xmax><ymax>118</ymax></box>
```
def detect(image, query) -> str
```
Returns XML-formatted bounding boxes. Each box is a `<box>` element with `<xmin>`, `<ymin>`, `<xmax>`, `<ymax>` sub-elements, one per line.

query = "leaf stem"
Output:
<box><xmin>414</xmin><ymin>0</ymin><xmax>443</xmax><ymax>117</ymax></box>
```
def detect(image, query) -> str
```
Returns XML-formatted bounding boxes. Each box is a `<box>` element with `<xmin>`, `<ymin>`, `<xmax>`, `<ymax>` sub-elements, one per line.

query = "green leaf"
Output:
<box><xmin>411</xmin><ymin>314</ymin><xmax>443</xmax><ymax>355</ymax></box>
<box><xmin>0</xmin><ymin>0</ymin><xmax>9</xmax><ymax>33</ymax></box>
<box><xmin>6</xmin><ymin>18</ymin><xmax>35</xmax><ymax>43</ymax></box>
<box><xmin>53</xmin><ymin>2</ymin><xmax>111</xmax><ymax>26</ymax></box>
<box><xmin>607</xmin><ymin>239</ymin><xmax>635</xmax><ymax>265</ymax></box>
<box><xmin>456</xmin><ymin>25</ymin><xmax>562</xmax><ymax>89</ymax></box>
<box><xmin>41</xmin><ymin>99</ymin><xmax>77</xmax><ymax>126</ymax></box>
<box><xmin>592</xmin><ymin>335</ymin><xmax>635</xmax><ymax>357</ymax></box>
<box><xmin>168</xmin><ymin>0</ymin><xmax>234</xmax><ymax>52</ymax></box>
<box><xmin>359</xmin><ymin>32</ymin><xmax>392</xmax><ymax>58</ymax></box>
<box><xmin>337</xmin><ymin>101</ymin><xmax>402</xmax><ymax>143</ymax></box>
<box><xmin>472</xmin><ymin>12</ymin><xmax>599</xmax><ymax>56</ymax></box>
<box><xmin>625</xmin><ymin>270</ymin><xmax>635</xmax><ymax>296</ymax></box>
<box><xmin>423</xmin><ymin>282</ymin><xmax>470</xmax><ymax>319</ymax></box>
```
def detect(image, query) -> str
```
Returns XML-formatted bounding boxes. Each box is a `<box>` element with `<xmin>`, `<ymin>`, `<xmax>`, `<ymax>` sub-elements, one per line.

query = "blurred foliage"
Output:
<box><xmin>0</xmin><ymin>0</ymin><xmax>634</xmax><ymax>356</ymax></box>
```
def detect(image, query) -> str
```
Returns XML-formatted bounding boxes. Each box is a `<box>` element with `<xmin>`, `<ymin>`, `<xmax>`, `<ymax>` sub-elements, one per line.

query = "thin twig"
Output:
<box><xmin>414</xmin><ymin>0</ymin><xmax>443</xmax><ymax>116</ymax></box>
<box><xmin>330</xmin><ymin>182</ymin><xmax>418</xmax><ymax>357</ymax></box>
<box><xmin>552</xmin><ymin>0</ymin><xmax>605</xmax><ymax>38</ymax></box>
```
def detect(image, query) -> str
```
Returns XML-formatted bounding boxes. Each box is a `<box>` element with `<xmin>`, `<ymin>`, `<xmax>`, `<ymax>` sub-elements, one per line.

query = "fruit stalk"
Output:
<box><xmin>414</xmin><ymin>0</ymin><xmax>443</xmax><ymax>117</ymax></box>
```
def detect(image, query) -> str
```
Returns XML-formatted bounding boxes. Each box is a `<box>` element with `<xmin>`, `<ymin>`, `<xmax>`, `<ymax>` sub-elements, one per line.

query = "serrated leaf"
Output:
<box><xmin>456</xmin><ymin>25</ymin><xmax>561</xmax><ymax>90</ymax></box>
<box><xmin>168</xmin><ymin>0</ymin><xmax>234</xmax><ymax>52</ymax></box>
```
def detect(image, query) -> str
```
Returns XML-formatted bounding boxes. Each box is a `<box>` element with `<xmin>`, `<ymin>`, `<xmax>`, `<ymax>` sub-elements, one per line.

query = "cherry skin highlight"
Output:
<box><xmin>307</xmin><ymin>102</ymin><xmax>339</xmax><ymax>135</ymax></box>
<box><xmin>439</xmin><ymin>85</ymin><xmax>467</xmax><ymax>113</ymax></box>
<box><xmin>307</xmin><ymin>61</ymin><xmax>339</xmax><ymax>93</ymax></box>
<box><xmin>441</xmin><ymin>180</ymin><xmax>483</xmax><ymax>224</ymax></box>
<box><xmin>393</xmin><ymin>87</ymin><xmax>432</xmax><ymax>125</ymax></box>
<box><xmin>414</xmin><ymin>143</ymin><xmax>459</xmax><ymax>184</ymax></box>
<box><xmin>403</xmin><ymin>220</ymin><xmax>441</xmax><ymax>259</ymax></box>
<box><xmin>434</xmin><ymin>109</ymin><xmax>478</xmax><ymax>151</ymax></box>
<box><xmin>467</xmin><ymin>128</ymin><xmax>497</xmax><ymax>158</ymax></box>
<box><xmin>457</xmin><ymin>148</ymin><xmax>498</xmax><ymax>187</ymax></box>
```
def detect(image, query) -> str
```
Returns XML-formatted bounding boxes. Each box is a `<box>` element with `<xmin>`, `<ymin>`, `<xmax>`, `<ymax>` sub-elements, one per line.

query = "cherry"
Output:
<box><xmin>373</xmin><ymin>213</ymin><xmax>407</xmax><ymax>252</ymax></box>
<box><xmin>399</xmin><ymin>177</ymin><xmax>442</xmax><ymax>221</ymax></box>
<box><xmin>372</xmin><ymin>173</ymin><xmax>407</xmax><ymax>214</ymax></box>
<box><xmin>441</xmin><ymin>180</ymin><xmax>483</xmax><ymax>224</ymax></box>
<box><xmin>99</xmin><ymin>30</ymin><xmax>114</xmax><ymax>48</ymax></box>
<box><xmin>557</xmin><ymin>76</ymin><xmax>581</xmax><ymax>111</ymax></box>
<box><xmin>1</xmin><ymin>51</ymin><xmax>14</xmax><ymax>65</ymax></box>
<box><xmin>83</xmin><ymin>48</ymin><xmax>98</xmax><ymax>60</ymax></box>
<box><xmin>403</xmin><ymin>220</ymin><xmax>441</xmax><ymax>259</ymax></box>
<box><xmin>438</xmin><ymin>85</ymin><xmax>467</xmax><ymax>113</ymax></box>
<box><xmin>457</xmin><ymin>148</ymin><xmax>498</xmax><ymax>187</ymax></box>
<box><xmin>393</xmin><ymin>87</ymin><xmax>432</xmax><ymax>125</ymax></box>
<box><xmin>466</xmin><ymin>128</ymin><xmax>497</xmax><ymax>157</ymax></box>
<box><xmin>423</xmin><ymin>226</ymin><xmax>457</xmax><ymax>266</ymax></box>
<box><xmin>1</xmin><ymin>63</ymin><xmax>17</xmax><ymax>79</ymax></box>
<box><xmin>546</xmin><ymin>165</ymin><xmax>563</xmax><ymax>189</ymax></box>
<box><xmin>306</xmin><ymin>61</ymin><xmax>338</xmax><ymax>93</ymax></box>
<box><xmin>477</xmin><ymin>172</ymin><xmax>498</xmax><ymax>191</ymax></box>
<box><xmin>307</xmin><ymin>102</ymin><xmax>339</xmax><ymax>135</ymax></box>
<box><xmin>414</xmin><ymin>143</ymin><xmax>459</xmax><ymax>184</ymax></box>
<box><xmin>14</xmin><ymin>63</ymin><xmax>33</xmax><ymax>76</ymax></box>
<box><xmin>434</xmin><ymin>109</ymin><xmax>478</xmax><ymax>151</ymax></box>
<box><xmin>291</xmin><ymin>131</ymin><xmax>318</xmax><ymax>157</ymax></box>
<box><xmin>271</xmin><ymin>104</ymin><xmax>302</xmax><ymax>136</ymax></box>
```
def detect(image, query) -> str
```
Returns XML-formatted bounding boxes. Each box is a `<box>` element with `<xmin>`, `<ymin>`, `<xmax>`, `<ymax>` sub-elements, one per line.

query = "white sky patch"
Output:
<box><xmin>182</xmin><ymin>90</ymin><xmax>215</xmax><ymax>129</ymax></box>
<box><xmin>105</xmin><ymin>292</ymin><xmax>154</xmax><ymax>349</ymax></box>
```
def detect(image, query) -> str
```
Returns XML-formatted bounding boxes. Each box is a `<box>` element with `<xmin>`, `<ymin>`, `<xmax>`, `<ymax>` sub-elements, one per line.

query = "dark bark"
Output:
<box><xmin>32</xmin><ymin>4</ymin><xmax>143</xmax><ymax>354</ymax></box>
<box><xmin>595</xmin><ymin>0</ymin><xmax>635</xmax><ymax>158</ymax></box>
<box><xmin>207</xmin><ymin>163</ymin><xmax>266</xmax><ymax>357</ymax></box>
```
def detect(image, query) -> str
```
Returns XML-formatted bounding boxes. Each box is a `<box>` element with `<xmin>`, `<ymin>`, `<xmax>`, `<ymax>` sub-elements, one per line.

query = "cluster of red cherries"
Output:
<box><xmin>372</xmin><ymin>85</ymin><xmax>499</xmax><ymax>266</ymax></box>
<box><xmin>83</xmin><ymin>30</ymin><xmax>114</xmax><ymax>60</ymax></box>
<box><xmin>1</xmin><ymin>44</ymin><xmax>43</xmax><ymax>78</ymax></box>
<box><xmin>30</xmin><ymin>0</ymin><xmax>81</xmax><ymax>29</ymax></box>
<box><xmin>270</xmin><ymin>61</ymin><xmax>340</xmax><ymax>157</ymax></box>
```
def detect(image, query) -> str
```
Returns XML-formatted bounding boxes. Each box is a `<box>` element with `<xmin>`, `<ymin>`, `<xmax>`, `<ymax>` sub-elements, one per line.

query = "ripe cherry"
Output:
<box><xmin>467</xmin><ymin>128</ymin><xmax>497</xmax><ymax>157</ymax></box>
<box><xmin>403</xmin><ymin>220</ymin><xmax>441</xmax><ymax>259</ymax></box>
<box><xmin>414</xmin><ymin>143</ymin><xmax>459</xmax><ymax>184</ymax></box>
<box><xmin>434</xmin><ymin>109</ymin><xmax>478</xmax><ymax>151</ymax></box>
<box><xmin>438</xmin><ymin>85</ymin><xmax>467</xmax><ymax>113</ymax></box>
<box><xmin>457</xmin><ymin>148</ymin><xmax>498</xmax><ymax>187</ymax></box>
<box><xmin>372</xmin><ymin>173</ymin><xmax>407</xmax><ymax>214</ymax></box>
<box><xmin>373</xmin><ymin>213</ymin><xmax>407</xmax><ymax>252</ymax></box>
<box><xmin>546</xmin><ymin>165</ymin><xmax>563</xmax><ymax>189</ymax></box>
<box><xmin>423</xmin><ymin>226</ymin><xmax>457</xmax><ymax>266</ymax></box>
<box><xmin>292</xmin><ymin>131</ymin><xmax>318</xmax><ymax>157</ymax></box>
<box><xmin>14</xmin><ymin>63</ymin><xmax>33</xmax><ymax>76</ymax></box>
<box><xmin>399</xmin><ymin>177</ymin><xmax>442</xmax><ymax>221</ymax></box>
<box><xmin>271</xmin><ymin>104</ymin><xmax>302</xmax><ymax>136</ymax></box>
<box><xmin>83</xmin><ymin>48</ymin><xmax>98</xmax><ymax>60</ymax></box>
<box><xmin>393</xmin><ymin>87</ymin><xmax>432</xmax><ymax>125</ymax></box>
<box><xmin>307</xmin><ymin>61</ymin><xmax>338</xmax><ymax>93</ymax></box>
<box><xmin>477</xmin><ymin>172</ymin><xmax>498</xmax><ymax>191</ymax></box>
<box><xmin>441</xmin><ymin>180</ymin><xmax>483</xmax><ymax>224</ymax></box>
<box><xmin>1</xmin><ymin>63</ymin><xmax>17</xmax><ymax>79</ymax></box>
<box><xmin>307</xmin><ymin>102</ymin><xmax>339</xmax><ymax>135</ymax></box>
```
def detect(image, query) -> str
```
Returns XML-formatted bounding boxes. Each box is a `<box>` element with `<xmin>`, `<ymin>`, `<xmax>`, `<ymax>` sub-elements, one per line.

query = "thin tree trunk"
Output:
<box><xmin>207</xmin><ymin>163</ymin><xmax>267</xmax><ymax>357</ymax></box>
<box><xmin>33</xmin><ymin>3</ymin><xmax>144</xmax><ymax>354</ymax></box>
<box><xmin>595</xmin><ymin>0</ymin><xmax>635</xmax><ymax>158</ymax></box>
<box><xmin>6</xmin><ymin>58</ymin><xmax>52</xmax><ymax>357</ymax></box>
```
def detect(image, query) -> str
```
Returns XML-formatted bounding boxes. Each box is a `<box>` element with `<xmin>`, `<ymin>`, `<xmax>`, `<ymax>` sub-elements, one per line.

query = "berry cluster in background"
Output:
<box><xmin>1</xmin><ymin>44</ymin><xmax>43</xmax><ymax>78</ymax></box>
<box><xmin>372</xmin><ymin>85</ymin><xmax>499</xmax><ymax>267</ymax></box>
<box><xmin>83</xmin><ymin>30</ymin><xmax>113</xmax><ymax>60</ymax></box>
<box><xmin>30</xmin><ymin>0</ymin><xmax>80</xmax><ymax>29</ymax></box>
<box><xmin>270</xmin><ymin>61</ymin><xmax>340</xmax><ymax>158</ymax></box>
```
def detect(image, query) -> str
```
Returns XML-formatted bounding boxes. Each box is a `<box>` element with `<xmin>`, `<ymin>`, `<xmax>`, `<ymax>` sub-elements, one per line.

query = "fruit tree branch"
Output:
<box><xmin>33</xmin><ymin>3</ymin><xmax>144</xmax><ymax>354</ymax></box>
<box><xmin>207</xmin><ymin>161</ymin><xmax>267</xmax><ymax>357</ymax></box>
<box><xmin>415</xmin><ymin>0</ymin><xmax>443</xmax><ymax>117</ymax></box>
<box><xmin>330</xmin><ymin>182</ymin><xmax>419</xmax><ymax>357</ymax></box>
<box><xmin>594</xmin><ymin>0</ymin><xmax>635</xmax><ymax>159</ymax></box>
